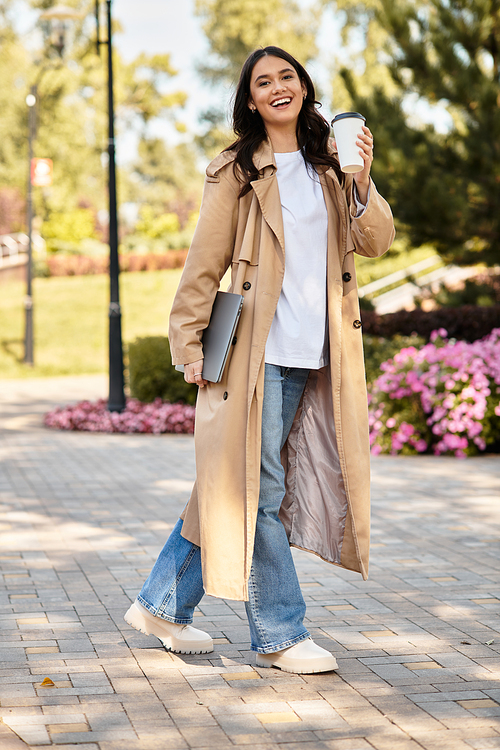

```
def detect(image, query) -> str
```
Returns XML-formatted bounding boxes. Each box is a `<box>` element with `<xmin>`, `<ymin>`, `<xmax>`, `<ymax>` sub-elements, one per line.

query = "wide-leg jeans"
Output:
<box><xmin>137</xmin><ymin>364</ymin><xmax>311</xmax><ymax>653</ymax></box>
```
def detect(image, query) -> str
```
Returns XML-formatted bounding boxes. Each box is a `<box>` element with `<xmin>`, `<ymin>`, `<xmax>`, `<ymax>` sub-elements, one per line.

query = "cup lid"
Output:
<box><xmin>331</xmin><ymin>111</ymin><xmax>366</xmax><ymax>125</ymax></box>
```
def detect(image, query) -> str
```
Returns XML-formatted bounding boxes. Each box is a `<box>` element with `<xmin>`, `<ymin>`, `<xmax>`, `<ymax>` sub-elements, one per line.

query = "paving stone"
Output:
<box><xmin>48</xmin><ymin>729</ymin><xmax>138</xmax><ymax>743</ymax></box>
<box><xmin>364</xmin><ymin>733</ymin><xmax>433</xmax><ymax>749</ymax></box>
<box><xmin>317</xmin><ymin>740</ymin><xmax>373</xmax><ymax>750</ymax></box>
<box><xmin>178</xmin><ymin>725</ymin><xmax>233</xmax><ymax>746</ymax></box>
<box><xmin>99</xmin><ymin>737</ymin><xmax>187</xmax><ymax>750</ymax></box>
<box><xmin>0</xmin><ymin>721</ymin><xmax>33</xmax><ymax>749</ymax></box>
<box><xmin>163</xmin><ymin>707</ymin><xmax>217</xmax><ymax>727</ymax></box>
<box><xmin>1</xmin><ymin>379</ymin><xmax>500</xmax><ymax>749</ymax></box>
<box><xmin>215</xmin><ymin>712</ymin><xmax>267</xmax><ymax>736</ymax></box>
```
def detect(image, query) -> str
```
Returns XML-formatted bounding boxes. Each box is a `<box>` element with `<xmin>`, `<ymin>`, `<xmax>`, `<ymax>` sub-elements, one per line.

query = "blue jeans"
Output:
<box><xmin>137</xmin><ymin>364</ymin><xmax>311</xmax><ymax>653</ymax></box>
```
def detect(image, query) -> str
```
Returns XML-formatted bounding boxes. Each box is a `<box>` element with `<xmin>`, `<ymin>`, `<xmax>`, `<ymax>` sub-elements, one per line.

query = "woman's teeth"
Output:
<box><xmin>271</xmin><ymin>98</ymin><xmax>291</xmax><ymax>107</ymax></box>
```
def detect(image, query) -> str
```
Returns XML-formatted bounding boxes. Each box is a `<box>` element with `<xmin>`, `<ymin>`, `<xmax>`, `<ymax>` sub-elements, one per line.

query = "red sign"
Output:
<box><xmin>31</xmin><ymin>158</ymin><xmax>53</xmax><ymax>186</ymax></box>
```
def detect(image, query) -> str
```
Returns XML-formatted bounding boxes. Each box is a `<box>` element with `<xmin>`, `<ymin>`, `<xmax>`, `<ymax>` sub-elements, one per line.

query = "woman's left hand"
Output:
<box><xmin>353</xmin><ymin>125</ymin><xmax>374</xmax><ymax>204</ymax></box>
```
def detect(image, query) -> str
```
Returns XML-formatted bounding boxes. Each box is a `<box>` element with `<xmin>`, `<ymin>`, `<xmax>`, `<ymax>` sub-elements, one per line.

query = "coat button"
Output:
<box><xmin>343</xmin><ymin>272</ymin><xmax>352</xmax><ymax>283</ymax></box>
<box><xmin>353</xmin><ymin>319</ymin><xmax>362</xmax><ymax>329</ymax></box>
<box><xmin>232</xmin><ymin>336</ymin><xmax>237</xmax><ymax>345</ymax></box>
<box><xmin>223</xmin><ymin>391</ymin><xmax>228</xmax><ymax>400</ymax></box>
<box><xmin>243</xmin><ymin>281</ymin><xmax>251</xmax><ymax>291</ymax></box>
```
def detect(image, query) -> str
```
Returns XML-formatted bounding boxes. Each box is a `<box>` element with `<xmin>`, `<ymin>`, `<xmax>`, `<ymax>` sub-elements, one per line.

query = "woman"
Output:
<box><xmin>125</xmin><ymin>46</ymin><xmax>395</xmax><ymax>674</ymax></box>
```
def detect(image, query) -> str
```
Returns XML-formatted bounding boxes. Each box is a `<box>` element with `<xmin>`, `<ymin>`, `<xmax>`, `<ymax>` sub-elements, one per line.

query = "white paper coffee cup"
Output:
<box><xmin>331</xmin><ymin>112</ymin><xmax>366</xmax><ymax>173</ymax></box>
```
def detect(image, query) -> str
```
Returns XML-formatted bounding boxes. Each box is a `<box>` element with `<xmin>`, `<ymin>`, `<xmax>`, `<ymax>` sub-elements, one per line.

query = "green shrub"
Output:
<box><xmin>42</xmin><ymin>209</ymin><xmax>96</xmax><ymax>253</ymax></box>
<box><xmin>33</xmin><ymin>258</ymin><xmax>50</xmax><ymax>278</ymax></box>
<box><xmin>128</xmin><ymin>336</ymin><xmax>197</xmax><ymax>405</ymax></box>
<box><xmin>359</xmin><ymin>296</ymin><xmax>375</xmax><ymax>312</ymax></box>
<box><xmin>361</xmin><ymin>305</ymin><xmax>500</xmax><ymax>343</ymax></box>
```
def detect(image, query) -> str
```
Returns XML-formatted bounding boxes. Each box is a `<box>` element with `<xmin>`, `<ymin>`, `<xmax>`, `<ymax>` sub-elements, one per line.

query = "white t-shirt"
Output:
<box><xmin>265</xmin><ymin>150</ymin><xmax>329</xmax><ymax>369</ymax></box>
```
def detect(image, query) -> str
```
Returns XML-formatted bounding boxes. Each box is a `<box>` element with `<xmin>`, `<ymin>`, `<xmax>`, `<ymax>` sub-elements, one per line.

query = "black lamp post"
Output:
<box><xmin>96</xmin><ymin>0</ymin><xmax>126</xmax><ymax>412</ymax></box>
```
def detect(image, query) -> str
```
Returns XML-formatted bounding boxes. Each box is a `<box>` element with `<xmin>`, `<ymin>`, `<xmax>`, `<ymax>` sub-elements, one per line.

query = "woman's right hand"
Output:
<box><xmin>184</xmin><ymin>360</ymin><xmax>208</xmax><ymax>388</ymax></box>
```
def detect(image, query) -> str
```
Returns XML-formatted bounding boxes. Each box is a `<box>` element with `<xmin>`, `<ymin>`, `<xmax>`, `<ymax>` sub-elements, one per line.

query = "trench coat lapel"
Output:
<box><xmin>250</xmin><ymin>175</ymin><xmax>285</xmax><ymax>259</ymax></box>
<box><xmin>250</xmin><ymin>141</ymin><xmax>285</xmax><ymax>259</ymax></box>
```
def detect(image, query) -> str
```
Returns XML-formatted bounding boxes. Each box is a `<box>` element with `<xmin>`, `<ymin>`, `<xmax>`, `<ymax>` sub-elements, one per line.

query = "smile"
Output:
<box><xmin>271</xmin><ymin>98</ymin><xmax>291</xmax><ymax>108</ymax></box>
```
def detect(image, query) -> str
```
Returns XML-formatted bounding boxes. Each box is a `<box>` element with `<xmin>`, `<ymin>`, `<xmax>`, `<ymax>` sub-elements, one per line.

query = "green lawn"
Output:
<box><xmin>0</xmin><ymin>244</ymin><xmax>439</xmax><ymax>380</ymax></box>
<box><xmin>0</xmin><ymin>269</ymin><xmax>183</xmax><ymax>379</ymax></box>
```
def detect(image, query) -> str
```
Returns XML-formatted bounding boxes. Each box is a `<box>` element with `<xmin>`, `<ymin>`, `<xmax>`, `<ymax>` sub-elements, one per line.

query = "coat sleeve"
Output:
<box><xmin>168</xmin><ymin>169</ymin><xmax>239</xmax><ymax>366</ymax></box>
<box><xmin>347</xmin><ymin>177</ymin><xmax>396</xmax><ymax>258</ymax></box>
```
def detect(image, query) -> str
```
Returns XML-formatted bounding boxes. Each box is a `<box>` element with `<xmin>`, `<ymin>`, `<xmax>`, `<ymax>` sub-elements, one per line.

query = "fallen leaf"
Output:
<box><xmin>40</xmin><ymin>677</ymin><xmax>55</xmax><ymax>687</ymax></box>
<box><xmin>486</xmin><ymin>640</ymin><xmax>495</xmax><ymax>645</ymax></box>
<box><xmin>460</xmin><ymin>641</ymin><xmax>471</xmax><ymax>645</ymax></box>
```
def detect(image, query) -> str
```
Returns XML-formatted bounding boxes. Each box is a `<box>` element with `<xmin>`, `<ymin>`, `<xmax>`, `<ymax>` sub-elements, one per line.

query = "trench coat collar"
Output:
<box><xmin>252</xmin><ymin>139</ymin><xmax>277</xmax><ymax>173</ymax></box>
<box><xmin>252</xmin><ymin>135</ymin><xmax>340</xmax><ymax>173</ymax></box>
<box><xmin>209</xmin><ymin>138</ymin><xmax>345</xmax><ymax>258</ymax></box>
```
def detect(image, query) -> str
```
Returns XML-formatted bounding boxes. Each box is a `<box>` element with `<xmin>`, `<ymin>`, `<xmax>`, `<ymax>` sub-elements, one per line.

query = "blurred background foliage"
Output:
<box><xmin>1</xmin><ymin>0</ymin><xmax>499</xmax><ymax>265</ymax></box>
<box><xmin>2</xmin><ymin>0</ymin><xmax>500</xmax><ymax>382</ymax></box>
<box><xmin>0</xmin><ymin>0</ymin><xmax>199</xmax><ymax>251</ymax></box>
<box><xmin>325</xmin><ymin>0</ymin><xmax>500</xmax><ymax>267</ymax></box>
<box><xmin>193</xmin><ymin>0</ymin><xmax>320</xmax><ymax>156</ymax></box>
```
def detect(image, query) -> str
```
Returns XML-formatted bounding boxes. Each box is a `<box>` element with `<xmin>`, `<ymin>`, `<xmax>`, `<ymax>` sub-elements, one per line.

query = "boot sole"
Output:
<box><xmin>124</xmin><ymin>602</ymin><xmax>213</xmax><ymax>655</ymax></box>
<box><xmin>256</xmin><ymin>652</ymin><xmax>338</xmax><ymax>674</ymax></box>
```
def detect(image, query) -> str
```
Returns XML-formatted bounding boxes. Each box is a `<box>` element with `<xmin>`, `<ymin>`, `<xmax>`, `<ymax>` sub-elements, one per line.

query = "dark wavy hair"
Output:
<box><xmin>225</xmin><ymin>46</ymin><xmax>344</xmax><ymax>196</ymax></box>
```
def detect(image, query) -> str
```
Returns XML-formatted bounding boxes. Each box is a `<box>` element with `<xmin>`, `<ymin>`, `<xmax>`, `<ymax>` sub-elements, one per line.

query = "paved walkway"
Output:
<box><xmin>0</xmin><ymin>377</ymin><xmax>499</xmax><ymax>750</ymax></box>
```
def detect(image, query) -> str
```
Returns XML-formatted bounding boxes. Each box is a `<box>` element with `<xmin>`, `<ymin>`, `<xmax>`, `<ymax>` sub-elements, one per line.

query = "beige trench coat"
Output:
<box><xmin>169</xmin><ymin>139</ymin><xmax>395</xmax><ymax>601</ymax></box>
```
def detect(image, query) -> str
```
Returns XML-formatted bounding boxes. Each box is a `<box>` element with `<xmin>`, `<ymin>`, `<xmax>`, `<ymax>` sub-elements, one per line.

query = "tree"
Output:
<box><xmin>194</xmin><ymin>0</ymin><xmax>320</xmax><ymax>156</ymax></box>
<box><xmin>0</xmin><ymin>13</ymin><xmax>34</xmax><ymax>198</ymax></box>
<box><xmin>131</xmin><ymin>138</ymin><xmax>204</xmax><ymax>228</ymax></box>
<box><xmin>195</xmin><ymin>0</ymin><xmax>319</xmax><ymax>84</ymax></box>
<box><xmin>0</xmin><ymin>0</ymin><xmax>191</xmax><ymax>240</ymax></box>
<box><xmin>325</xmin><ymin>0</ymin><xmax>500</xmax><ymax>266</ymax></box>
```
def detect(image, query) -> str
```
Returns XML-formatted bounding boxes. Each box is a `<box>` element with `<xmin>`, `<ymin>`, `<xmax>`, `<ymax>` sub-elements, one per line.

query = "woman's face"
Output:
<box><xmin>247</xmin><ymin>55</ymin><xmax>306</xmax><ymax>132</ymax></box>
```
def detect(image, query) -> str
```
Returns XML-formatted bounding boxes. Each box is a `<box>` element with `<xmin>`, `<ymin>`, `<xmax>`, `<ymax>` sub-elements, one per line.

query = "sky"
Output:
<box><xmin>14</xmin><ymin>0</ymin><xmax>451</xmax><ymax>164</ymax></box>
<box><xmin>15</xmin><ymin>0</ymin><xmax>341</xmax><ymax>162</ymax></box>
<box><xmin>110</xmin><ymin>0</ymin><xmax>341</xmax><ymax>151</ymax></box>
<box><xmin>112</xmin><ymin>0</ymin><xmax>212</xmax><ymax>136</ymax></box>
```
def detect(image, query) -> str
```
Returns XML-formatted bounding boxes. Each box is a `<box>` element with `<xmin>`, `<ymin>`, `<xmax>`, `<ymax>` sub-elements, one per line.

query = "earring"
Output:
<box><xmin>250</xmin><ymin>107</ymin><xmax>256</xmax><ymax>113</ymax></box>
<box><xmin>303</xmin><ymin>94</ymin><xmax>306</xmax><ymax>100</ymax></box>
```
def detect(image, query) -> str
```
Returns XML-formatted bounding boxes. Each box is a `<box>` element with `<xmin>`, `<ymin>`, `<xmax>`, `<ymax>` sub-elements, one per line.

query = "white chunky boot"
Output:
<box><xmin>124</xmin><ymin>600</ymin><xmax>213</xmax><ymax>654</ymax></box>
<box><xmin>256</xmin><ymin>638</ymin><xmax>338</xmax><ymax>674</ymax></box>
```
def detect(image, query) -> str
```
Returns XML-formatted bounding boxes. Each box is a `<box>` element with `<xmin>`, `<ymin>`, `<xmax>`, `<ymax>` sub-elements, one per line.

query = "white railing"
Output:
<box><xmin>0</xmin><ymin>233</ymin><xmax>45</xmax><ymax>268</ymax></box>
<box><xmin>358</xmin><ymin>255</ymin><xmax>442</xmax><ymax>298</ymax></box>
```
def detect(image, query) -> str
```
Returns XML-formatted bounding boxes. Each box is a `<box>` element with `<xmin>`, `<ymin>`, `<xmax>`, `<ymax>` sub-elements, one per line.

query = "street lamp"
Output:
<box><xmin>95</xmin><ymin>0</ymin><xmax>126</xmax><ymax>412</ymax></box>
<box><xmin>24</xmin><ymin>89</ymin><xmax>37</xmax><ymax>366</ymax></box>
<box><xmin>38</xmin><ymin>3</ymin><xmax>125</xmax><ymax>412</ymax></box>
<box><xmin>39</xmin><ymin>5</ymin><xmax>84</xmax><ymax>56</ymax></box>
<box><xmin>24</xmin><ymin>5</ymin><xmax>83</xmax><ymax>368</ymax></box>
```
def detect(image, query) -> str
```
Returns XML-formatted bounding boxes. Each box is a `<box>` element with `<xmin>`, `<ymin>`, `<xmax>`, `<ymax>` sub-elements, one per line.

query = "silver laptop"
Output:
<box><xmin>175</xmin><ymin>291</ymin><xmax>244</xmax><ymax>383</ymax></box>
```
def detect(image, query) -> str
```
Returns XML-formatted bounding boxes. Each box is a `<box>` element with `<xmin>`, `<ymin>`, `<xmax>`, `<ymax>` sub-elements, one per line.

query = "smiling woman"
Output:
<box><xmin>124</xmin><ymin>44</ymin><xmax>395</xmax><ymax>675</ymax></box>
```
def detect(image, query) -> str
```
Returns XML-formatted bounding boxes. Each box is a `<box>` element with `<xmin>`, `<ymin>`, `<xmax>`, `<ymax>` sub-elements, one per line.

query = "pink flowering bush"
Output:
<box><xmin>44</xmin><ymin>397</ymin><xmax>195</xmax><ymax>434</ymax></box>
<box><xmin>369</xmin><ymin>328</ymin><xmax>500</xmax><ymax>458</ymax></box>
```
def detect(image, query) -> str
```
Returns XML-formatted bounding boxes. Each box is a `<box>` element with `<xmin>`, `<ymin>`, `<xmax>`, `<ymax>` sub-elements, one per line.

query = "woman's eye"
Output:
<box><xmin>259</xmin><ymin>81</ymin><xmax>269</xmax><ymax>86</ymax></box>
